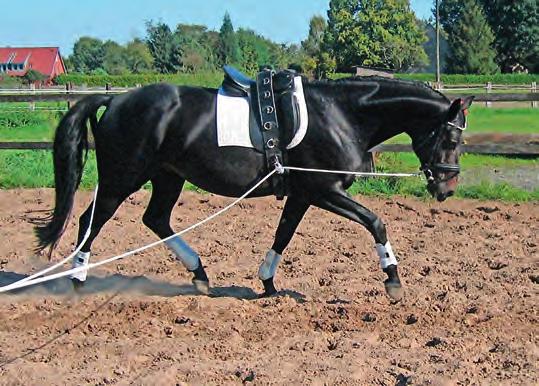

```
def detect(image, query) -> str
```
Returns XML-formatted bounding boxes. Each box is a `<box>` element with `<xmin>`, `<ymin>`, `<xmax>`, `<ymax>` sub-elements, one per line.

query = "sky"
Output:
<box><xmin>3</xmin><ymin>0</ymin><xmax>433</xmax><ymax>55</ymax></box>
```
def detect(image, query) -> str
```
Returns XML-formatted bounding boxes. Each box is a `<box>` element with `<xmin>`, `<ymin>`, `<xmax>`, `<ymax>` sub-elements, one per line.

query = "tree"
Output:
<box><xmin>22</xmin><ymin>69</ymin><xmax>47</xmax><ymax>85</ymax></box>
<box><xmin>316</xmin><ymin>51</ymin><xmax>337</xmax><ymax>79</ymax></box>
<box><xmin>418</xmin><ymin>20</ymin><xmax>450</xmax><ymax>73</ymax></box>
<box><xmin>125</xmin><ymin>39</ymin><xmax>154</xmax><ymax>73</ymax></box>
<box><xmin>175</xmin><ymin>24</ymin><xmax>218</xmax><ymax>71</ymax></box>
<box><xmin>103</xmin><ymin>40</ymin><xmax>128</xmax><ymax>75</ymax></box>
<box><xmin>479</xmin><ymin>0</ymin><xmax>538</xmax><ymax>72</ymax></box>
<box><xmin>146</xmin><ymin>21</ymin><xmax>181</xmax><ymax>73</ymax></box>
<box><xmin>71</xmin><ymin>37</ymin><xmax>105</xmax><ymax>73</ymax></box>
<box><xmin>302</xmin><ymin>15</ymin><xmax>327</xmax><ymax>57</ymax></box>
<box><xmin>439</xmin><ymin>0</ymin><xmax>498</xmax><ymax>74</ymax></box>
<box><xmin>324</xmin><ymin>0</ymin><xmax>428</xmax><ymax>71</ymax></box>
<box><xmin>218</xmin><ymin>12</ymin><xmax>241</xmax><ymax>66</ymax></box>
<box><xmin>236</xmin><ymin>28</ymin><xmax>276</xmax><ymax>74</ymax></box>
<box><xmin>300</xmin><ymin>15</ymin><xmax>333</xmax><ymax>78</ymax></box>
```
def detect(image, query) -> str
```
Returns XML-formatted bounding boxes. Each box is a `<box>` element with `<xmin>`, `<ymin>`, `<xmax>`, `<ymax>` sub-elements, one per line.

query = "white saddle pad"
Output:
<box><xmin>216</xmin><ymin>76</ymin><xmax>308</xmax><ymax>149</ymax></box>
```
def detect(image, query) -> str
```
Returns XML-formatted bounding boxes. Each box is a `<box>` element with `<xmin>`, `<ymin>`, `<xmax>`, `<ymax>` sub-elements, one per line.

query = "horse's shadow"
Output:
<box><xmin>0</xmin><ymin>271</ymin><xmax>306</xmax><ymax>302</ymax></box>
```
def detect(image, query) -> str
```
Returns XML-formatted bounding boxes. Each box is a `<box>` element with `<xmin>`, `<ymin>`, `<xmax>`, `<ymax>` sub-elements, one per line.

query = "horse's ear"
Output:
<box><xmin>461</xmin><ymin>96</ymin><xmax>475</xmax><ymax>110</ymax></box>
<box><xmin>446</xmin><ymin>98</ymin><xmax>462</xmax><ymax>122</ymax></box>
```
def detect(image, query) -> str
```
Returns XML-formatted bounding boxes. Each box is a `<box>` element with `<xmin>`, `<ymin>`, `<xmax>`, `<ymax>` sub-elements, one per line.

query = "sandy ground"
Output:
<box><xmin>0</xmin><ymin>189</ymin><xmax>537</xmax><ymax>385</ymax></box>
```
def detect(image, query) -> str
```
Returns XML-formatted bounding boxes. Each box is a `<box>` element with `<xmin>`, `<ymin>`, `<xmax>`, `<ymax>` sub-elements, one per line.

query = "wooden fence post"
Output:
<box><xmin>29</xmin><ymin>83</ymin><xmax>35</xmax><ymax>111</ymax></box>
<box><xmin>486</xmin><ymin>82</ymin><xmax>492</xmax><ymax>108</ymax></box>
<box><xmin>532</xmin><ymin>82</ymin><xmax>537</xmax><ymax>109</ymax></box>
<box><xmin>66</xmin><ymin>82</ymin><xmax>72</xmax><ymax>110</ymax></box>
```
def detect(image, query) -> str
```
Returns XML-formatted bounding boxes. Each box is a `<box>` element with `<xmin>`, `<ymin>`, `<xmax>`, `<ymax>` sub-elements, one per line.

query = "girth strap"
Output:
<box><xmin>256</xmin><ymin>69</ymin><xmax>286</xmax><ymax>199</ymax></box>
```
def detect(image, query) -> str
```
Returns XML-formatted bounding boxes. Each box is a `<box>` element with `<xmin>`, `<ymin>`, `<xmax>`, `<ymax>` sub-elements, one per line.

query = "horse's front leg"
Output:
<box><xmin>258</xmin><ymin>196</ymin><xmax>310</xmax><ymax>297</ymax></box>
<box><xmin>313</xmin><ymin>189</ymin><xmax>403</xmax><ymax>301</ymax></box>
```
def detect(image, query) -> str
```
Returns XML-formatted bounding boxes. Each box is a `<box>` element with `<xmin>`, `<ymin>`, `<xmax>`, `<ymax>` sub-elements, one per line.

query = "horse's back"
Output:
<box><xmin>93</xmin><ymin>83</ymin><xmax>271</xmax><ymax>197</ymax></box>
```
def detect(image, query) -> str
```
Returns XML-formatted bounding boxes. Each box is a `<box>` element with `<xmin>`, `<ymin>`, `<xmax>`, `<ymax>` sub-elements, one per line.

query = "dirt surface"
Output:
<box><xmin>0</xmin><ymin>189</ymin><xmax>537</xmax><ymax>385</ymax></box>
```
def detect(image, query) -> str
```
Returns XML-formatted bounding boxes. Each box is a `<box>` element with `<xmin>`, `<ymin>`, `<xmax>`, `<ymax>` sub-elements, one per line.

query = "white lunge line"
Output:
<box><xmin>1</xmin><ymin>165</ymin><xmax>420</xmax><ymax>293</ymax></box>
<box><xmin>0</xmin><ymin>170</ymin><xmax>277</xmax><ymax>293</ymax></box>
<box><xmin>12</xmin><ymin>185</ymin><xmax>100</xmax><ymax>287</ymax></box>
<box><xmin>283</xmin><ymin>165</ymin><xmax>420</xmax><ymax>178</ymax></box>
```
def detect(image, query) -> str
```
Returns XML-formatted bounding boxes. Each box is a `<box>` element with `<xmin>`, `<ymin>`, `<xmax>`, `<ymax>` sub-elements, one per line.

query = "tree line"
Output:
<box><xmin>64</xmin><ymin>0</ymin><xmax>537</xmax><ymax>78</ymax></box>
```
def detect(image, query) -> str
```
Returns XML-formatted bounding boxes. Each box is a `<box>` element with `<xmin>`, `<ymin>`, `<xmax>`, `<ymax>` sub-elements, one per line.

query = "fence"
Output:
<box><xmin>432</xmin><ymin>82</ymin><xmax>538</xmax><ymax>108</ymax></box>
<box><xmin>0</xmin><ymin>86</ymin><xmax>538</xmax><ymax>156</ymax></box>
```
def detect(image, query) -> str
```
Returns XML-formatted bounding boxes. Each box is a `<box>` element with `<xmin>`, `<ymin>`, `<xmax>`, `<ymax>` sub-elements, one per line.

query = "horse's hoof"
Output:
<box><xmin>259</xmin><ymin>278</ymin><xmax>277</xmax><ymax>298</ymax></box>
<box><xmin>192</xmin><ymin>279</ymin><xmax>210</xmax><ymax>295</ymax></box>
<box><xmin>258</xmin><ymin>288</ymin><xmax>278</xmax><ymax>299</ymax></box>
<box><xmin>384</xmin><ymin>281</ymin><xmax>404</xmax><ymax>302</ymax></box>
<box><xmin>71</xmin><ymin>278</ymin><xmax>85</xmax><ymax>292</ymax></box>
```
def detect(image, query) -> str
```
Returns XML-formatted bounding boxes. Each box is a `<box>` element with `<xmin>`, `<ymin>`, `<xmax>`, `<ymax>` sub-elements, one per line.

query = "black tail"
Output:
<box><xmin>35</xmin><ymin>95</ymin><xmax>112</xmax><ymax>252</ymax></box>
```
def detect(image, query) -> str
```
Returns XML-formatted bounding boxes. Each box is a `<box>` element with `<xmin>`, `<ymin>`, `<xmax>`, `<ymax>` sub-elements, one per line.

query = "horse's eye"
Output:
<box><xmin>444</xmin><ymin>139</ymin><xmax>458</xmax><ymax>150</ymax></box>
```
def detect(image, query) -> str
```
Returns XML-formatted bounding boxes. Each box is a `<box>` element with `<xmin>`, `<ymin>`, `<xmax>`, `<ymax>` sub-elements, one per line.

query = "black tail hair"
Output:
<box><xmin>35</xmin><ymin>95</ymin><xmax>112</xmax><ymax>253</ymax></box>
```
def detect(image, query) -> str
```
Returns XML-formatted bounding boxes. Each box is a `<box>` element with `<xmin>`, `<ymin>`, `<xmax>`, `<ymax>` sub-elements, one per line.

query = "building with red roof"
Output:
<box><xmin>0</xmin><ymin>47</ymin><xmax>67</xmax><ymax>85</ymax></box>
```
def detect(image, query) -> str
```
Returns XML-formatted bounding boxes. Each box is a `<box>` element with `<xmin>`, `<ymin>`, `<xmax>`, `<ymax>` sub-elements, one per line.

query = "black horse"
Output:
<box><xmin>36</xmin><ymin>72</ymin><xmax>473</xmax><ymax>300</ymax></box>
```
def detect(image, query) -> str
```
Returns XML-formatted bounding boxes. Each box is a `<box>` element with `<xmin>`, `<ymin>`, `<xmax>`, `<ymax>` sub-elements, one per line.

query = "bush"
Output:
<box><xmin>394</xmin><ymin>73</ymin><xmax>539</xmax><ymax>85</ymax></box>
<box><xmin>330</xmin><ymin>72</ymin><xmax>539</xmax><ymax>85</ymax></box>
<box><xmin>55</xmin><ymin>72</ymin><xmax>224</xmax><ymax>88</ymax></box>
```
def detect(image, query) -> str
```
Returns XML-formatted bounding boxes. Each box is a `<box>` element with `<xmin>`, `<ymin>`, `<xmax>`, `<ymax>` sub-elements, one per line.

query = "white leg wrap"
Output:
<box><xmin>70</xmin><ymin>251</ymin><xmax>91</xmax><ymax>282</ymax></box>
<box><xmin>165</xmin><ymin>236</ymin><xmax>200</xmax><ymax>271</ymax></box>
<box><xmin>258</xmin><ymin>249</ymin><xmax>282</xmax><ymax>281</ymax></box>
<box><xmin>375</xmin><ymin>241</ymin><xmax>398</xmax><ymax>269</ymax></box>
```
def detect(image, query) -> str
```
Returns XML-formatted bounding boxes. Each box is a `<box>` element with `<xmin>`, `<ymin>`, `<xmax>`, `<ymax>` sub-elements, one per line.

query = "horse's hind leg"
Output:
<box><xmin>313</xmin><ymin>189</ymin><xmax>403</xmax><ymax>301</ymax></box>
<box><xmin>142</xmin><ymin>169</ymin><xmax>210</xmax><ymax>295</ymax></box>
<box><xmin>259</xmin><ymin>196</ymin><xmax>310</xmax><ymax>297</ymax></box>
<box><xmin>72</xmin><ymin>188</ymin><xmax>134</xmax><ymax>285</ymax></box>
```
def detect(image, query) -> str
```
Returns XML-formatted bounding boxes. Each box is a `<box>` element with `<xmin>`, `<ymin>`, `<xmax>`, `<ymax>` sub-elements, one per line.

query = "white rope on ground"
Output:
<box><xmin>10</xmin><ymin>185</ymin><xmax>99</xmax><ymax>288</ymax></box>
<box><xmin>0</xmin><ymin>165</ymin><xmax>422</xmax><ymax>293</ymax></box>
<box><xmin>0</xmin><ymin>170</ymin><xmax>278</xmax><ymax>293</ymax></box>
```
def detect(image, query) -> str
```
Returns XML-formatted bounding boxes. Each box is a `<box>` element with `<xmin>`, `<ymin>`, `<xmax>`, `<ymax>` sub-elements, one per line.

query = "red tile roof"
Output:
<box><xmin>0</xmin><ymin>47</ymin><xmax>66</xmax><ymax>79</ymax></box>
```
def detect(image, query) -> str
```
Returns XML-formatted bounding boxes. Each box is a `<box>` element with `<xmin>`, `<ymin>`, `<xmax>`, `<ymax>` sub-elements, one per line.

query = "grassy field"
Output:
<box><xmin>1</xmin><ymin>105</ymin><xmax>538</xmax><ymax>142</ymax></box>
<box><xmin>386</xmin><ymin>106</ymin><xmax>539</xmax><ymax>144</ymax></box>
<box><xmin>0</xmin><ymin>149</ymin><xmax>537</xmax><ymax>202</ymax></box>
<box><xmin>0</xmin><ymin>103</ymin><xmax>537</xmax><ymax>202</ymax></box>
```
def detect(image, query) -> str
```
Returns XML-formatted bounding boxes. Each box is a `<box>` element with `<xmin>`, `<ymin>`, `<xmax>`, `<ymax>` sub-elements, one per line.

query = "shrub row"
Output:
<box><xmin>55</xmin><ymin>72</ymin><xmax>224</xmax><ymax>88</ymax></box>
<box><xmin>55</xmin><ymin>72</ymin><xmax>539</xmax><ymax>88</ymax></box>
<box><xmin>394</xmin><ymin>73</ymin><xmax>539</xmax><ymax>85</ymax></box>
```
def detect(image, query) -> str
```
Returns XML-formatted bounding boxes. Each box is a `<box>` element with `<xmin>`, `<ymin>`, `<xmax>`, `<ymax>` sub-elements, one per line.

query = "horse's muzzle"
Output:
<box><xmin>436</xmin><ymin>190</ymin><xmax>454</xmax><ymax>202</ymax></box>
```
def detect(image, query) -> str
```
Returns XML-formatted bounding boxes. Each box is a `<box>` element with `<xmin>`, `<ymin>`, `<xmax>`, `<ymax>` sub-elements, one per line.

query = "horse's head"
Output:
<box><xmin>412</xmin><ymin>96</ymin><xmax>474</xmax><ymax>202</ymax></box>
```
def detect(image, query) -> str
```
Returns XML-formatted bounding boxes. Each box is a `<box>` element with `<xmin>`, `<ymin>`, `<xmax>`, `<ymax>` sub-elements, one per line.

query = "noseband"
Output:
<box><xmin>414</xmin><ymin>121</ymin><xmax>466</xmax><ymax>184</ymax></box>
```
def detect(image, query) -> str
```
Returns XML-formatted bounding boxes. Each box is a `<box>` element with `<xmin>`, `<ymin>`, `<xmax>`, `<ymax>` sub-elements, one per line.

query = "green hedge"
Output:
<box><xmin>395</xmin><ymin>73</ymin><xmax>539</xmax><ymax>84</ymax></box>
<box><xmin>333</xmin><ymin>72</ymin><xmax>539</xmax><ymax>85</ymax></box>
<box><xmin>55</xmin><ymin>72</ymin><xmax>538</xmax><ymax>88</ymax></box>
<box><xmin>56</xmin><ymin>72</ymin><xmax>223</xmax><ymax>88</ymax></box>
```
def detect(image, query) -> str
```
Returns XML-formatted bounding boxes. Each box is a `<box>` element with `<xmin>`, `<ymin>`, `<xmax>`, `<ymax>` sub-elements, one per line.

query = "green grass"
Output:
<box><xmin>0</xmin><ymin>123</ymin><xmax>55</xmax><ymax>141</ymax></box>
<box><xmin>466</xmin><ymin>107</ymin><xmax>539</xmax><ymax>134</ymax></box>
<box><xmin>347</xmin><ymin>152</ymin><xmax>538</xmax><ymax>202</ymax></box>
<box><xmin>385</xmin><ymin>106</ymin><xmax>539</xmax><ymax>144</ymax></box>
<box><xmin>0</xmin><ymin>102</ymin><xmax>536</xmax><ymax>202</ymax></box>
<box><xmin>0</xmin><ymin>150</ymin><xmax>536</xmax><ymax>202</ymax></box>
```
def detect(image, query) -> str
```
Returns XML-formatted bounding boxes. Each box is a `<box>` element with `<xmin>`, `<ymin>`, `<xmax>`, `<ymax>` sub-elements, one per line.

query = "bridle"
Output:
<box><xmin>414</xmin><ymin>120</ymin><xmax>466</xmax><ymax>184</ymax></box>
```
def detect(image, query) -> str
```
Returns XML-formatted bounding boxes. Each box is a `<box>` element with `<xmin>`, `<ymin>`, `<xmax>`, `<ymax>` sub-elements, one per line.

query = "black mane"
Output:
<box><xmin>321</xmin><ymin>75</ymin><xmax>448</xmax><ymax>103</ymax></box>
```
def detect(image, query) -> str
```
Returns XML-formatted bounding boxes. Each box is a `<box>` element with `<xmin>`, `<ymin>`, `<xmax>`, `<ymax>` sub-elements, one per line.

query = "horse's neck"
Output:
<box><xmin>357</xmin><ymin>96</ymin><xmax>448</xmax><ymax>149</ymax></box>
<box><xmin>305</xmin><ymin>80</ymin><xmax>447</xmax><ymax>149</ymax></box>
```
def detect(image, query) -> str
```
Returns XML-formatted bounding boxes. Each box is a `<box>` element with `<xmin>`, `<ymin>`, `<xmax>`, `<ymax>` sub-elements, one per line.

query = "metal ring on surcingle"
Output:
<box><xmin>264</xmin><ymin>91</ymin><xmax>271</xmax><ymax>98</ymax></box>
<box><xmin>263</xmin><ymin>78</ymin><xmax>270</xmax><ymax>85</ymax></box>
<box><xmin>264</xmin><ymin>122</ymin><xmax>273</xmax><ymax>130</ymax></box>
<box><xmin>266</xmin><ymin>138</ymin><xmax>276</xmax><ymax>148</ymax></box>
<box><xmin>265</xmin><ymin>106</ymin><xmax>274</xmax><ymax>114</ymax></box>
